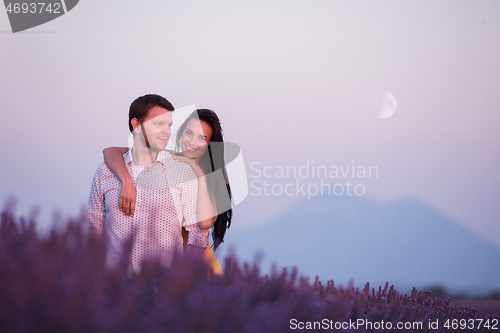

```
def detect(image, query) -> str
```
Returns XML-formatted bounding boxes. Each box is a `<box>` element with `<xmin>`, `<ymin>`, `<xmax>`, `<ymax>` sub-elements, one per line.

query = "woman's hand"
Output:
<box><xmin>120</xmin><ymin>179</ymin><xmax>137</xmax><ymax>216</ymax></box>
<box><xmin>186</xmin><ymin>244</ymin><xmax>206</xmax><ymax>257</ymax></box>
<box><xmin>172</xmin><ymin>156</ymin><xmax>206</xmax><ymax>178</ymax></box>
<box><xmin>103</xmin><ymin>146</ymin><xmax>137</xmax><ymax>216</ymax></box>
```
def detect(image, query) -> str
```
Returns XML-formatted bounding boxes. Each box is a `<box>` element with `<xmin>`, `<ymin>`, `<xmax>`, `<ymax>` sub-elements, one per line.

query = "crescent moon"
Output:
<box><xmin>378</xmin><ymin>92</ymin><xmax>397</xmax><ymax>119</ymax></box>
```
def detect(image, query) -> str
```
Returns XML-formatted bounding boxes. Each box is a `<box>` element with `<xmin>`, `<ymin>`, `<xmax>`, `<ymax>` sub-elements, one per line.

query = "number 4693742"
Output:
<box><xmin>6</xmin><ymin>3</ymin><xmax>62</xmax><ymax>14</ymax></box>
<box><xmin>443</xmin><ymin>318</ymin><xmax>498</xmax><ymax>330</ymax></box>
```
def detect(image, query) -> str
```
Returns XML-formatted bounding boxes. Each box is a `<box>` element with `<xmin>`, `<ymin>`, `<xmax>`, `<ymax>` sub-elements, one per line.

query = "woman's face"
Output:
<box><xmin>181</xmin><ymin>119</ymin><xmax>213</xmax><ymax>163</ymax></box>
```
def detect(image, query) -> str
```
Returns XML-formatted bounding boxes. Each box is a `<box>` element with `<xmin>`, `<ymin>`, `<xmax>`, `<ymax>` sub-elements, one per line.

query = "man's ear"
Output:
<box><xmin>131</xmin><ymin>118</ymin><xmax>141</xmax><ymax>134</ymax></box>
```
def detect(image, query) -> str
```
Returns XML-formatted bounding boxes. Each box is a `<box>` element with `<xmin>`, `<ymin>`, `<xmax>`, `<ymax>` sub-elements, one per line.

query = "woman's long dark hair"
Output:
<box><xmin>175</xmin><ymin>109</ymin><xmax>232</xmax><ymax>250</ymax></box>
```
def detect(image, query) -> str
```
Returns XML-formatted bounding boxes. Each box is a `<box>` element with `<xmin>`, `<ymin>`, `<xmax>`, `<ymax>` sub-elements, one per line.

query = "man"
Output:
<box><xmin>88</xmin><ymin>94</ymin><xmax>208</xmax><ymax>274</ymax></box>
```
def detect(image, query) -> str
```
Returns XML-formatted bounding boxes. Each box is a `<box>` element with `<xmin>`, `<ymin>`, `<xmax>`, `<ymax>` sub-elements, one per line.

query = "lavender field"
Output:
<box><xmin>0</xmin><ymin>206</ymin><xmax>498</xmax><ymax>333</ymax></box>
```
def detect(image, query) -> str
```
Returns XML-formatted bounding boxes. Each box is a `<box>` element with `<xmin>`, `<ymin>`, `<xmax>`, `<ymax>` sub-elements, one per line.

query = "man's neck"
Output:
<box><xmin>131</xmin><ymin>143</ymin><xmax>159</xmax><ymax>167</ymax></box>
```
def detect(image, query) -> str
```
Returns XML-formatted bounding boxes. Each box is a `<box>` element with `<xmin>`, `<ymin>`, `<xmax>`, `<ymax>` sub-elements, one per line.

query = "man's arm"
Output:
<box><xmin>172</xmin><ymin>155</ymin><xmax>217</xmax><ymax>229</ymax></box>
<box><xmin>181</xmin><ymin>167</ymin><xmax>209</xmax><ymax>249</ymax></box>
<box><xmin>88</xmin><ymin>165</ymin><xmax>105</xmax><ymax>239</ymax></box>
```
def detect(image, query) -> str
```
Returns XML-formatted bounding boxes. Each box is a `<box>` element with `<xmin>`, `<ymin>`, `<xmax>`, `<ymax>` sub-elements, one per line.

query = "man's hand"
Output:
<box><xmin>120</xmin><ymin>179</ymin><xmax>137</xmax><ymax>216</ymax></box>
<box><xmin>187</xmin><ymin>244</ymin><xmax>206</xmax><ymax>257</ymax></box>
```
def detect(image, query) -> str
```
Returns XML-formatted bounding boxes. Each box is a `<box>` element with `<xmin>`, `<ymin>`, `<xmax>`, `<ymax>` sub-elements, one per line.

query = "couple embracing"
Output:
<box><xmin>88</xmin><ymin>94</ymin><xmax>232</xmax><ymax>275</ymax></box>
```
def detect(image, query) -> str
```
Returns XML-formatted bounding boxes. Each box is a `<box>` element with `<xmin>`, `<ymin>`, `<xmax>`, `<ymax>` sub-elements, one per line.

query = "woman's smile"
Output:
<box><xmin>181</xmin><ymin>119</ymin><xmax>213</xmax><ymax>163</ymax></box>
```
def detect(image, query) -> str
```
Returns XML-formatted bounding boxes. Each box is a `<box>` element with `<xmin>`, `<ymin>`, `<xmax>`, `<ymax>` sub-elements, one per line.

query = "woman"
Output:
<box><xmin>103</xmin><ymin>109</ymin><xmax>232</xmax><ymax>275</ymax></box>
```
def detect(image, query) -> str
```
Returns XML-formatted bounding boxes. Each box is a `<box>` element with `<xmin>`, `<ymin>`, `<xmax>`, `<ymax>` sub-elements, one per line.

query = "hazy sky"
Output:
<box><xmin>1</xmin><ymin>1</ymin><xmax>499</xmax><ymax>248</ymax></box>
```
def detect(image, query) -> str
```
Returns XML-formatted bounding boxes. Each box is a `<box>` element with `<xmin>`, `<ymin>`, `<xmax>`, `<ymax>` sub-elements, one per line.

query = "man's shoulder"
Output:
<box><xmin>159</xmin><ymin>151</ymin><xmax>197</xmax><ymax>179</ymax></box>
<box><xmin>95</xmin><ymin>161</ymin><xmax>110</xmax><ymax>172</ymax></box>
<box><xmin>93</xmin><ymin>162</ymin><xmax>118</xmax><ymax>179</ymax></box>
<box><xmin>160</xmin><ymin>150</ymin><xmax>185</xmax><ymax>168</ymax></box>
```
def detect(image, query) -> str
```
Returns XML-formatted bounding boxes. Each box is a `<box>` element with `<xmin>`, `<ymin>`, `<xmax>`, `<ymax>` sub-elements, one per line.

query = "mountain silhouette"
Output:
<box><xmin>219</xmin><ymin>195</ymin><xmax>500</xmax><ymax>292</ymax></box>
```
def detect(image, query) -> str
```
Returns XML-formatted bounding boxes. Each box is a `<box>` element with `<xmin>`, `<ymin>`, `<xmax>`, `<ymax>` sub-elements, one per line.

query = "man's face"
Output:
<box><xmin>138</xmin><ymin>106</ymin><xmax>173</xmax><ymax>151</ymax></box>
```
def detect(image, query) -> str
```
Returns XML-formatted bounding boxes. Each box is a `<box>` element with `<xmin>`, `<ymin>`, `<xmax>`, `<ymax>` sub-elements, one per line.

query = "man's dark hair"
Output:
<box><xmin>128</xmin><ymin>94</ymin><xmax>174</xmax><ymax>132</ymax></box>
